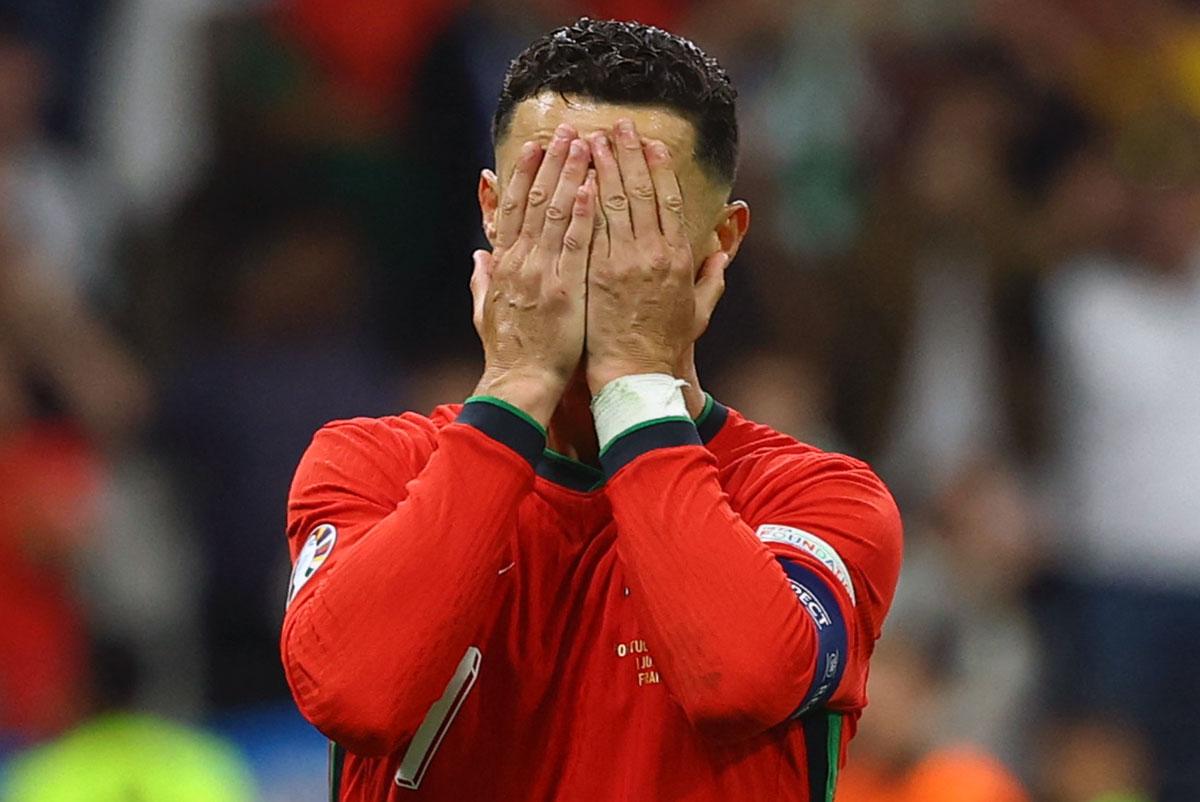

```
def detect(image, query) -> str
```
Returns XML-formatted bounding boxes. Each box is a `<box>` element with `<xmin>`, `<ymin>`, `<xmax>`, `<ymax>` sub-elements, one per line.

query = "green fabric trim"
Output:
<box><xmin>693</xmin><ymin>393</ymin><xmax>715</xmax><ymax>425</ymax></box>
<box><xmin>598</xmin><ymin>416</ymin><xmax>694</xmax><ymax>458</ymax></box>
<box><xmin>542</xmin><ymin>448</ymin><xmax>604</xmax><ymax>478</ymax></box>
<box><xmin>464</xmin><ymin>395</ymin><xmax>548</xmax><ymax>437</ymax></box>
<box><xmin>328</xmin><ymin>741</ymin><xmax>341</xmax><ymax>802</ymax></box>
<box><xmin>825</xmin><ymin>714</ymin><xmax>843</xmax><ymax>802</ymax></box>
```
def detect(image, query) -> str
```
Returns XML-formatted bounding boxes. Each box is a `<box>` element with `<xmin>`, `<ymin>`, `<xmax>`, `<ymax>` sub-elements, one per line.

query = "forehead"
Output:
<box><xmin>498</xmin><ymin>91</ymin><xmax>697</xmax><ymax>171</ymax></box>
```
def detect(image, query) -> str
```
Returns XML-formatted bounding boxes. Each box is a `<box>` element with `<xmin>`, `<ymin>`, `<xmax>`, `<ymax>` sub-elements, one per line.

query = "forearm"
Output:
<box><xmin>282</xmin><ymin>403</ymin><xmax>543</xmax><ymax>754</ymax></box>
<box><xmin>603</xmin><ymin>428</ymin><xmax>819</xmax><ymax>739</ymax></box>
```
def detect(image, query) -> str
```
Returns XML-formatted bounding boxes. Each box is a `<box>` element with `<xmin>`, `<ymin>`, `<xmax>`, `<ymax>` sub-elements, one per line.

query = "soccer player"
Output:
<box><xmin>281</xmin><ymin>18</ymin><xmax>902</xmax><ymax>802</ymax></box>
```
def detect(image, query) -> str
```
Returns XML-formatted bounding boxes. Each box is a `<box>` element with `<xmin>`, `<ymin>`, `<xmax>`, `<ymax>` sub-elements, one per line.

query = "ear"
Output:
<box><xmin>714</xmin><ymin>200</ymin><xmax>750</xmax><ymax>261</ymax></box>
<box><xmin>478</xmin><ymin>169</ymin><xmax>500</xmax><ymax>249</ymax></box>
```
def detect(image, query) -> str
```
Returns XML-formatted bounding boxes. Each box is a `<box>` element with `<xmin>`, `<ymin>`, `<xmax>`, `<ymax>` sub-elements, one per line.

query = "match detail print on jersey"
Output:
<box><xmin>287</xmin><ymin>523</ymin><xmax>337</xmax><ymax>607</ymax></box>
<box><xmin>755</xmin><ymin>524</ymin><xmax>856</xmax><ymax>605</ymax></box>
<box><xmin>395</xmin><ymin>646</ymin><xmax>482</xmax><ymax>790</ymax></box>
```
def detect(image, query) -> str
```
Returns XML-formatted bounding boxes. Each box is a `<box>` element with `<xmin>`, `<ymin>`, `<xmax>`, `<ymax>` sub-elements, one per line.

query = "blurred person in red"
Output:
<box><xmin>0</xmin><ymin>228</ymin><xmax>149</xmax><ymax>743</ymax></box>
<box><xmin>0</xmin><ymin>340</ymin><xmax>98</xmax><ymax>739</ymax></box>
<box><xmin>0</xmin><ymin>12</ymin><xmax>149</xmax><ymax>738</ymax></box>
<box><xmin>836</xmin><ymin>637</ymin><xmax>1030</xmax><ymax>802</ymax></box>
<box><xmin>281</xmin><ymin>18</ymin><xmax>902</xmax><ymax>802</ymax></box>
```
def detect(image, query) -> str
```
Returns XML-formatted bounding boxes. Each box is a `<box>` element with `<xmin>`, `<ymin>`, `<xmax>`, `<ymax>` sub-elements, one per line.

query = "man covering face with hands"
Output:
<box><xmin>282</xmin><ymin>18</ymin><xmax>902</xmax><ymax>802</ymax></box>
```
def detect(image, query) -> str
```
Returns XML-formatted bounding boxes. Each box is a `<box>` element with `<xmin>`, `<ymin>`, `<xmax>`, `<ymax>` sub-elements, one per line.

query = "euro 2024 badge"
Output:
<box><xmin>287</xmin><ymin>523</ymin><xmax>337</xmax><ymax>606</ymax></box>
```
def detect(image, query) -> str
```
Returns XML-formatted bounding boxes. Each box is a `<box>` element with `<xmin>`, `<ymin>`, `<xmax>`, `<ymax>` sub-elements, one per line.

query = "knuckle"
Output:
<box><xmin>500</xmin><ymin>197</ymin><xmax>520</xmax><ymax>215</ymax></box>
<box><xmin>593</xmin><ymin>214</ymin><xmax>607</xmax><ymax>231</ymax></box>
<box><xmin>604</xmin><ymin>194</ymin><xmax>629</xmax><ymax>212</ymax></box>
<box><xmin>648</xmin><ymin>246</ymin><xmax>671</xmax><ymax>271</ymax></box>
<box><xmin>663</xmin><ymin>194</ymin><xmax>684</xmax><ymax>213</ymax></box>
<box><xmin>631</xmin><ymin>183</ymin><xmax>656</xmax><ymax>201</ymax></box>
<box><xmin>563</xmin><ymin>234</ymin><xmax>584</xmax><ymax>252</ymax></box>
<box><xmin>544</xmin><ymin>204</ymin><xmax>567</xmax><ymax>222</ymax></box>
<box><xmin>526</xmin><ymin>187</ymin><xmax>548</xmax><ymax>207</ymax></box>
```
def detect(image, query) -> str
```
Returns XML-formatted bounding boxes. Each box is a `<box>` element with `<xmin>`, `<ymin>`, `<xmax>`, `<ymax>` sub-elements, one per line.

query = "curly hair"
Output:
<box><xmin>493</xmin><ymin>18</ymin><xmax>739</xmax><ymax>186</ymax></box>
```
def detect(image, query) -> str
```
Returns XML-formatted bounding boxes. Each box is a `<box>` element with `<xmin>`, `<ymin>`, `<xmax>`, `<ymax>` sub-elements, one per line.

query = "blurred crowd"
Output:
<box><xmin>0</xmin><ymin>0</ymin><xmax>1197</xmax><ymax>800</ymax></box>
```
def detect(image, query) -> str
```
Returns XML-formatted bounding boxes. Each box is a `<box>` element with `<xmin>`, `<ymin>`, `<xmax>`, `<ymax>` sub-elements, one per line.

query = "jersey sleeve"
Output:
<box><xmin>601</xmin><ymin>417</ymin><xmax>901</xmax><ymax>740</ymax></box>
<box><xmin>280</xmin><ymin>401</ymin><xmax>544</xmax><ymax>756</ymax></box>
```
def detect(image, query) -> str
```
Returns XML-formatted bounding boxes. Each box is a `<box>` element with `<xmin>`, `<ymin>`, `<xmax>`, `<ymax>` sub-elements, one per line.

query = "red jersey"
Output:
<box><xmin>281</xmin><ymin>397</ymin><xmax>902</xmax><ymax>802</ymax></box>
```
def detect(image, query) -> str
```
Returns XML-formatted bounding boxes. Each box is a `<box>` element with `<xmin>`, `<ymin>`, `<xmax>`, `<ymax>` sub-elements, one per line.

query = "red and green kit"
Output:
<box><xmin>281</xmin><ymin>397</ymin><xmax>902</xmax><ymax>801</ymax></box>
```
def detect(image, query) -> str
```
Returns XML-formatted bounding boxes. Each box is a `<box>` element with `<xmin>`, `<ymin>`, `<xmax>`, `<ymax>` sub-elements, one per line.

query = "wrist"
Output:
<box><xmin>590</xmin><ymin>372</ymin><xmax>691</xmax><ymax>453</ymax></box>
<box><xmin>587</xmin><ymin>360</ymin><xmax>676</xmax><ymax>396</ymax></box>
<box><xmin>474</xmin><ymin>367</ymin><xmax>564</xmax><ymax>429</ymax></box>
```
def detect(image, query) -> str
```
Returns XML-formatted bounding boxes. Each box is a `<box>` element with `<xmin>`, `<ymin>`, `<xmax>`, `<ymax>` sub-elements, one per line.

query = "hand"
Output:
<box><xmin>584</xmin><ymin>120</ymin><xmax>730</xmax><ymax>395</ymax></box>
<box><xmin>471</xmin><ymin>125</ymin><xmax>597</xmax><ymax>427</ymax></box>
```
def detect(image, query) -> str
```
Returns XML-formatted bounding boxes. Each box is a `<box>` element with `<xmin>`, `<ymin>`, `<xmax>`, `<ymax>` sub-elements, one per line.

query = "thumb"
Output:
<box><xmin>693</xmin><ymin>252</ymin><xmax>730</xmax><ymax>335</ymax></box>
<box><xmin>470</xmin><ymin>249</ymin><xmax>494</xmax><ymax>336</ymax></box>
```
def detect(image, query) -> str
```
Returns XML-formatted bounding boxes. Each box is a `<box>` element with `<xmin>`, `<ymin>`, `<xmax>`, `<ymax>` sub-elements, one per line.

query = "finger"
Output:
<box><xmin>613</xmin><ymin>119</ymin><xmax>660</xmax><ymax>238</ymax></box>
<box><xmin>521</xmin><ymin>124</ymin><xmax>576</xmax><ymax>241</ymax></box>
<box><xmin>558</xmin><ymin>175</ymin><xmax>595</xmax><ymax>283</ymax></box>
<box><xmin>495</xmin><ymin>142</ymin><xmax>543</xmax><ymax>249</ymax></box>
<box><xmin>539</xmin><ymin>138</ymin><xmax>591</xmax><ymax>256</ymax></box>
<box><xmin>469</xmin><ymin>249</ymin><xmax>494</xmax><ymax>335</ymax></box>
<box><xmin>589</xmin><ymin>131</ymin><xmax>632</xmax><ymax>243</ymax></box>
<box><xmin>694</xmin><ymin>252</ymin><xmax>730</xmax><ymax>331</ymax></box>
<box><xmin>586</xmin><ymin>168</ymin><xmax>609</xmax><ymax>257</ymax></box>
<box><xmin>645</xmin><ymin>140</ymin><xmax>687</xmax><ymax>247</ymax></box>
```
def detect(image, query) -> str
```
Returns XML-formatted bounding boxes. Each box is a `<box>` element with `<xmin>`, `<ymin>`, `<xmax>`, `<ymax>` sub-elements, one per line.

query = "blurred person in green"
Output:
<box><xmin>0</xmin><ymin>642</ymin><xmax>255</xmax><ymax>802</ymax></box>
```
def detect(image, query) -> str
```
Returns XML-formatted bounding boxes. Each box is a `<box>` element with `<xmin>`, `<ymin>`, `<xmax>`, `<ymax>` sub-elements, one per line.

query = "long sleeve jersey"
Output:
<box><xmin>281</xmin><ymin>397</ymin><xmax>903</xmax><ymax>802</ymax></box>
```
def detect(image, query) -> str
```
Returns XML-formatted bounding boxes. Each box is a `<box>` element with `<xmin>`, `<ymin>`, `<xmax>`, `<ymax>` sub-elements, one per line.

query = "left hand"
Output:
<box><xmin>584</xmin><ymin>120</ymin><xmax>730</xmax><ymax>395</ymax></box>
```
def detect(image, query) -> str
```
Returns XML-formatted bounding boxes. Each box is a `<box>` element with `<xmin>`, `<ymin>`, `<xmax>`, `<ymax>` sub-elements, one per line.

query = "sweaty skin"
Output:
<box><xmin>474</xmin><ymin>92</ymin><xmax>750</xmax><ymax>452</ymax></box>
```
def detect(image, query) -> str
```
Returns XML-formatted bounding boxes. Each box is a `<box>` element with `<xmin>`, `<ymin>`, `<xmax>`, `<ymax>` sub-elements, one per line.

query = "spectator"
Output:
<box><xmin>836</xmin><ymin>637</ymin><xmax>1031</xmax><ymax>802</ymax></box>
<box><xmin>158</xmin><ymin>201</ymin><xmax>396</xmax><ymax>707</ymax></box>
<box><xmin>1040</xmin><ymin>131</ymin><xmax>1200</xmax><ymax>802</ymax></box>
<box><xmin>1</xmin><ymin>640</ymin><xmax>255</xmax><ymax>802</ymax></box>
<box><xmin>1036</xmin><ymin>716</ymin><xmax>1154</xmax><ymax>802</ymax></box>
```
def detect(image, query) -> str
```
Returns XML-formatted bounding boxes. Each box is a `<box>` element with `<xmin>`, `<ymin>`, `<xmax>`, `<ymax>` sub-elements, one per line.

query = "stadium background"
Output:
<box><xmin>0</xmin><ymin>0</ymin><xmax>1197</xmax><ymax>800</ymax></box>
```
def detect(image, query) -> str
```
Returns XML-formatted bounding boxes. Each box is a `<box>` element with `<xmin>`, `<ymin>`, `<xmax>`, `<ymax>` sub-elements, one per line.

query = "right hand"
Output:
<box><xmin>470</xmin><ymin>124</ymin><xmax>597</xmax><ymax>427</ymax></box>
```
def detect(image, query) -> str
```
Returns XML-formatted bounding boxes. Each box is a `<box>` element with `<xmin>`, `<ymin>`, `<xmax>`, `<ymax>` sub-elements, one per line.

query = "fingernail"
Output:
<box><xmin>653</xmin><ymin>142</ymin><xmax>670</xmax><ymax>159</ymax></box>
<box><xmin>569</xmin><ymin>139</ymin><xmax>587</xmax><ymax>158</ymax></box>
<box><xmin>555</xmin><ymin>123</ymin><xmax>573</xmax><ymax>139</ymax></box>
<box><xmin>617</xmin><ymin>119</ymin><xmax>634</xmax><ymax>135</ymax></box>
<box><xmin>521</xmin><ymin>141</ymin><xmax>536</xmax><ymax>158</ymax></box>
<box><xmin>591</xmin><ymin>132</ymin><xmax>609</xmax><ymax>151</ymax></box>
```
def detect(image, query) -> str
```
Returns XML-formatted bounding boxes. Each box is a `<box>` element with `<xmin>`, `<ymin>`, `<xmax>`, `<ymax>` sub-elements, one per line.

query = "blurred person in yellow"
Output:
<box><xmin>835</xmin><ymin>638</ymin><xmax>1030</xmax><ymax>802</ymax></box>
<box><xmin>0</xmin><ymin>642</ymin><xmax>255</xmax><ymax>802</ymax></box>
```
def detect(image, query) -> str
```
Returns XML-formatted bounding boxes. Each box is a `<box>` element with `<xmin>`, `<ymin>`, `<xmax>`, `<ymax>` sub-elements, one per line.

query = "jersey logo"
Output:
<box><xmin>788</xmin><ymin>579</ymin><xmax>833</xmax><ymax>628</ymax></box>
<box><xmin>778</xmin><ymin>560</ymin><xmax>849</xmax><ymax>718</ymax></box>
<box><xmin>286</xmin><ymin>523</ymin><xmax>337</xmax><ymax>607</ymax></box>
<box><xmin>756</xmin><ymin>524</ymin><xmax>856</xmax><ymax>605</ymax></box>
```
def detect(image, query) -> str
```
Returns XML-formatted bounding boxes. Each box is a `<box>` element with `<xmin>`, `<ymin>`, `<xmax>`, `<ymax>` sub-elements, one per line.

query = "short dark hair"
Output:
<box><xmin>493</xmin><ymin>18</ymin><xmax>739</xmax><ymax>186</ymax></box>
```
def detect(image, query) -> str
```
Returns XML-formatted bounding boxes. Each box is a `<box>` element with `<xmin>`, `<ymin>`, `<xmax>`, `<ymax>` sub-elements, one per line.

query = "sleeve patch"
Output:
<box><xmin>778</xmin><ymin>559</ymin><xmax>848</xmax><ymax>718</ymax></box>
<box><xmin>287</xmin><ymin>523</ymin><xmax>337</xmax><ymax>607</ymax></box>
<box><xmin>756</xmin><ymin>524</ymin><xmax>856</xmax><ymax>606</ymax></box>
